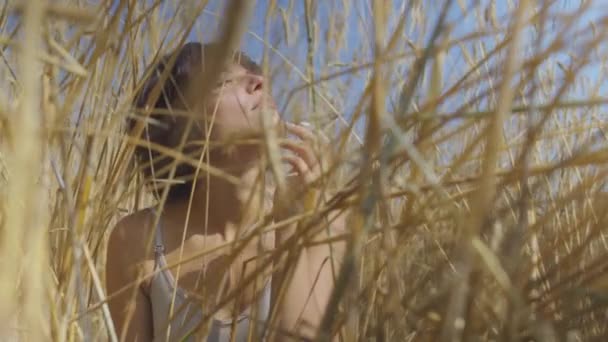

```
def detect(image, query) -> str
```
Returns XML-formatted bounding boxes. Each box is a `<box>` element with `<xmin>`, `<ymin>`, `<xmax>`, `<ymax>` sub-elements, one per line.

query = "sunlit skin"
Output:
<box><xmin>106</xmin><ymin>62</ymin><xmax>345</xmax><ymax>341</ymax></box>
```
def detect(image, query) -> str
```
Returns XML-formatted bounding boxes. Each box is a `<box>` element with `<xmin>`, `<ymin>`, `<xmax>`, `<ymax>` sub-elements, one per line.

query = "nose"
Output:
<box><xmin>245</xmin><ymin>74</ymin><xmax>264</xmax><ymax>94</ymax></box>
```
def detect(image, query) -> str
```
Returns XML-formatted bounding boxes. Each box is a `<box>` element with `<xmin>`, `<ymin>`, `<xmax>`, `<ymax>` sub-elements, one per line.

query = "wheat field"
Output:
<box><xmin>1</xmin><ymin>0</ymin><xmax>608</xmax><ymax>341</ymax></box>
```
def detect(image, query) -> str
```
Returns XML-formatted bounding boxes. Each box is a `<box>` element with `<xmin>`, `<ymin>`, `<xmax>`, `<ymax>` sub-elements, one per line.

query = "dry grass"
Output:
<box><xmin>2</xmin><ymin>0</ymin><xmax>608</xmax><ymax>341</ymax></box>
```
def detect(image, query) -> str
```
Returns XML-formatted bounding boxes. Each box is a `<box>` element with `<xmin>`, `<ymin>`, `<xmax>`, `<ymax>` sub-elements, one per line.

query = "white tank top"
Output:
<box><xmin>147</xmin><ymin>211</ymin><xmax>272</xmax><ymax>342</ymax></box>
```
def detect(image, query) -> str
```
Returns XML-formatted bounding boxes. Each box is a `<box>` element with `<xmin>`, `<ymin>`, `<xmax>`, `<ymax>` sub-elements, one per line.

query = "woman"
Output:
<box><xmin>106</xmin><ymin>42</ymin><xmax>345</xmax><ymax>341</ymax></box>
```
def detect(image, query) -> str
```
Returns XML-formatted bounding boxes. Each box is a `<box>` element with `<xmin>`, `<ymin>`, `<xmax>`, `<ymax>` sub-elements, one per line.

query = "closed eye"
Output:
<box><xmin>215</xmin><ymin>79</ymin><xmax>233</xmax><ymax>88</ymax></box>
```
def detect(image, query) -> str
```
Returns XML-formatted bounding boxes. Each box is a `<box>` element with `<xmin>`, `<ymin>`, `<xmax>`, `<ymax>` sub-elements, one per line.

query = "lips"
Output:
<box><xmin>252</xmin><ymin>97</ymin><xmax>277</xmax><ymax>112</ymax></box>
<box><xmin>268</xmin><ymin>98</ymin><xmax>277</xmax><ymax>110</ymax></box>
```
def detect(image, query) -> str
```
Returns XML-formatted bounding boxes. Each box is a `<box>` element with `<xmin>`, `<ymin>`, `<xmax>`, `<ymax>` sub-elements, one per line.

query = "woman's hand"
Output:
<box><xmin>272</xmin><ymin>121</ymin><xmax>332</xmax><ymax>222</ymax></box>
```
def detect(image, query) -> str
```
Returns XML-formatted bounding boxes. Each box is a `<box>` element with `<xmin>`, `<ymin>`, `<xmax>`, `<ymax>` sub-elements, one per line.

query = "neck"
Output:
<box><xmin>162</xmin><ymin>161</ymin><xmax>266</xmax><ymax>237</ymax></box>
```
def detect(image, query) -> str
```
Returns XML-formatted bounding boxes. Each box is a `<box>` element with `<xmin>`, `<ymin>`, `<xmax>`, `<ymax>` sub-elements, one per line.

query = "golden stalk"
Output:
<box><xmin>1</xmin><ymin>0</ymin><xmax>49</xmax><ymax>340</ymax></box>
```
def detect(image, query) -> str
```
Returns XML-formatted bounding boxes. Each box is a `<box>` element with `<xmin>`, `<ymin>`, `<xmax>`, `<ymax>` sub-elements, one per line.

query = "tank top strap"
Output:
<box><xmin>149</xmin><ymin>207</ymin><xmax>166</xmax><ymax>270</ymax></box>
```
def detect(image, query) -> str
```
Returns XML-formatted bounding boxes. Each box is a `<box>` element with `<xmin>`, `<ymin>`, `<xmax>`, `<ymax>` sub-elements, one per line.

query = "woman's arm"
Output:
<box><xmin>273</xmin><ymin>210</ymin><xmax>346</xmax><ymax>341</ymax></box>
<box><xmin>271</xmin><ymin>122</ymin><xmax>347</xmax><ymax>341</ymax></box>
<box><xmin>106</xmin><ymin>217</ymin><xmax>154</xmax><ymax>342</ymax></box>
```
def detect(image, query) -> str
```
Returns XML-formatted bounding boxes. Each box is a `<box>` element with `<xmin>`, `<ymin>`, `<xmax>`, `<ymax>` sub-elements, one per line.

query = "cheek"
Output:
<box><xmin>219</xmin><ymin>92</ymin><xmax>246</xmax><ymax>114</ymax></box>
<box><xmin>205</xmin><ymin>95</ymin><xmax>231</xmax><ymax>118</ymax></box>
<box><xmin>205</xmin><ymin>97</ymin><xmax>250</xmax><ymax>130</ymax></box>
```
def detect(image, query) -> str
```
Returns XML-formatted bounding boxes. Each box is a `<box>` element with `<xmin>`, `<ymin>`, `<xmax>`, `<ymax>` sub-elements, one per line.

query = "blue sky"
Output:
<box><xmin>214</xmin><ymin>1</ymin><xmax>606</xmax><ymax>113</ymax></box>
<box><xmin>3</xmin><ymin>0</ymin><xmax>605</xmax><ymax>139</ymax></box>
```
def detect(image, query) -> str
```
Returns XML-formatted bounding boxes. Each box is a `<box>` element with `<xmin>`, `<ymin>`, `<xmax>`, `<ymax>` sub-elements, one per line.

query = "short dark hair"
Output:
<box><xmin>128</xmin><ymin>42</ymin><xmax>262</xmax><ymax>201</ymax></box>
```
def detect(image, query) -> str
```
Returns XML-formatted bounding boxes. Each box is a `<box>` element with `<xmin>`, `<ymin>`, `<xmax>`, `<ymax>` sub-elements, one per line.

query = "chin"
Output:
<box><xmin>238</xmin><ymin>122</ymin><xmax>283</xmax><ymax>139</ymax></box>
<box><xmin>220</xmin><ymin>127</ymin><xmax>265</xmax><ymax>150</ymax></box>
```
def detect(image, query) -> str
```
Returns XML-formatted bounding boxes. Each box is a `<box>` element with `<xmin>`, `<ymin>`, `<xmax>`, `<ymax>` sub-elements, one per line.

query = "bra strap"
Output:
<box><xmin>151</xmin><ymin>208</ymin><xmax>165</xmax><ymax>269</ymax></box>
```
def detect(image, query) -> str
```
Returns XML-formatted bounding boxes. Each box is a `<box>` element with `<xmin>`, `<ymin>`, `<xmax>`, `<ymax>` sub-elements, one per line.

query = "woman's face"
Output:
<box><xmin>202</xmin><ymin>63</ymin><xmax>281</xmax><ymax>144</ymax></box>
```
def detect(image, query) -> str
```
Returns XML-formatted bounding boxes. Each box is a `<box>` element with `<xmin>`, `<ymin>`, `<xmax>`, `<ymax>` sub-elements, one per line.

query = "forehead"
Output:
<box><xmin>222</xmin><ymin>63</ymin><xmax>263</xmax><ymax>79</ymax></box>
<box><xmin>224</xmin><ymin>63</ymin><xmax>248</xmax><ymax>75</ymax></box>
<box><xmin>230</xmin><ymin>53</ymin><xmax>262</xmax><ymax>74</ymax></box>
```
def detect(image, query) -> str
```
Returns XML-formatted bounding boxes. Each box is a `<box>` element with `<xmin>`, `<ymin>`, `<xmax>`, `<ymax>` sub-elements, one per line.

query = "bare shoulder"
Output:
<box><xmin>109</xmin><ymin>209</ymin><xmax>153</xmax><ymax>245</ymax></box>
<box><xmin>107</xmin><ymin>209</ymin><xmax>156</xmax><ymax>277</ymax></box>
<box><xmin>105</xmin><ymin>209</ymin><xmax>156</xmax><ymax>339</ymax></box>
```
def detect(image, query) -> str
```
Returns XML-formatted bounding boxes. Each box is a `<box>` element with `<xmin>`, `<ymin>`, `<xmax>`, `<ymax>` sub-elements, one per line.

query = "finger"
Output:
<box><xmin>285</xmin><ymin>121</ymin><xmax>316</xmax><ymax>142</ymax></box>
<box><xmin>286</xmin><ymin>121</ymin><xmax>332</xmax><ymax>160</ymax></box>
<box><xmin>299</xmin><ymin>121</ymin><xmax>313</xmax><ymax>128</ymax></box>
<box><xmin>300</xmin><ymin>121</ymin><xmax>331</xmax><ymax>144</ymax></box>
<box><xmin>283</xmin><ymin>155</ymin><xmax>322</xmax><ymax>187</ymax></box>
<box><xmin>282</xmin><ymin>155</ymin><xmax>310</xmax><ymax>177</ymax></box>
<box><xmin>280</xmin><ymin>140</ymin><xmax>318</xmax><ymax>169</ymax></box>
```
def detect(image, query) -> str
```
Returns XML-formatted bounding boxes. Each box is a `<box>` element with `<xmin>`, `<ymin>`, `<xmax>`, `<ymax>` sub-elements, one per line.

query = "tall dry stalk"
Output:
<box><xmin>1</xmin><ymin>0</ymin><xmax>49</xmax><ymax>340</ymax></box>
